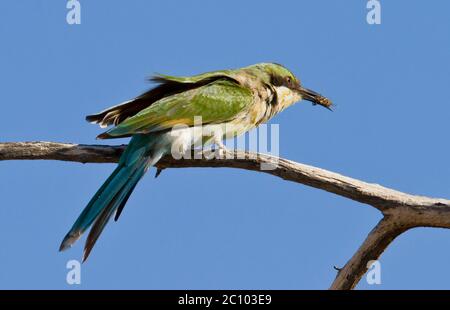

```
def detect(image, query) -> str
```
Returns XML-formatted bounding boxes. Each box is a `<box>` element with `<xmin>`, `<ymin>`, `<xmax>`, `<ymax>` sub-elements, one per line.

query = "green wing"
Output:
<box><xmin>99</xmin><ymin>79</ymin><xmax>253</xmax><ymax>139</ymax></box>
<box><xmin>151</xmin><ymin>69</ymin><xmax>234</xmax><ymax>84</ymax></box>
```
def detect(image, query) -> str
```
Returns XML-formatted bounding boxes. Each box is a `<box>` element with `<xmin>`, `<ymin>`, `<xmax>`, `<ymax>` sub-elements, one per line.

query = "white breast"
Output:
<box><xmin>160</xmin><ymin>122</ymin><xmax>249</xmax><ymax>156</ymax></box>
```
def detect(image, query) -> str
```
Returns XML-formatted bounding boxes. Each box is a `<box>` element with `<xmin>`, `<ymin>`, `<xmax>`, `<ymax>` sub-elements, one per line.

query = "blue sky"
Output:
<box><xmin>0</xmin><ymin>0</ymin><xmax>449</xmax><ymax>289</ymax></box>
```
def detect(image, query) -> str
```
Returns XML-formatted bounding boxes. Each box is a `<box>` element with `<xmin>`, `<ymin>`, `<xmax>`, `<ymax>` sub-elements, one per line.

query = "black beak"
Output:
<box><xmin>297</xmin><ymin>86</ymin><xmax>333</xmax><ymax>111</ymax></box>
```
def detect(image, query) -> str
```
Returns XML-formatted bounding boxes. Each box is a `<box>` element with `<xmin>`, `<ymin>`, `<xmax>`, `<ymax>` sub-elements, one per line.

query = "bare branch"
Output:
<box><xmin>1</xmin><ymin>141</ymin><xmax>450</xmax><ymax>289</ymax></box>
<box><xmin>0</xmin><ymin>141</ymin><xmax>125</xmax><ymax>163</ymax></box>
<box><xmin>329</xmin><ymin>216</ymin><xmax>411</xmax><ymax>290</ymax></box>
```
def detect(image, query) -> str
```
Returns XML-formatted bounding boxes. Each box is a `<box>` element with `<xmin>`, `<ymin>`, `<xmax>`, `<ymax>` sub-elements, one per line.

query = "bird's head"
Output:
<box><xmin>252</xmin><ymin>63</ymin><xmax>333</xmax><ymax>111</ymax></box>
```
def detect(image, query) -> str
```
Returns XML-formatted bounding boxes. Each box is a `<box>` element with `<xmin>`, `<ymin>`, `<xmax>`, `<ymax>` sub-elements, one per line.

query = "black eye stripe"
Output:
<box><xmin>271</xmin><ymin>74</ymin><xmax>283</xmax><ymax>87</ymax></box>
<box><xmin>271</xmin><ymin>74</ymin><xmax>298</xmax><ymax>89</ymax></box>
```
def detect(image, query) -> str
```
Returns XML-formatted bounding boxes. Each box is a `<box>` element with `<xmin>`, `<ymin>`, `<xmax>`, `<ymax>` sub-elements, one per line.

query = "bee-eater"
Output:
<box><xmin>59</xmin><ymin>63</ymin><xmax>332</xmax><ymax>261</ymax></box>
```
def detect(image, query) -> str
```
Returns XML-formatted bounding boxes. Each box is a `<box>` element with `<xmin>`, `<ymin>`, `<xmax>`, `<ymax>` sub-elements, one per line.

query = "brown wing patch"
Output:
<box><xmin>86</xmin><ymin>80</ymin><xmax>196</xmax><ymax>127</ymax></box>
<box><xmin>86</xmin><ymin>76</ymin><xmax>239</xmax><ymax>128</ymax></box>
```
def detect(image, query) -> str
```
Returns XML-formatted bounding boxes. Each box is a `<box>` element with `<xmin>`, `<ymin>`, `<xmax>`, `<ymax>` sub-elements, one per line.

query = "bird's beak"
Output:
<box><xmin>297</xmin><ymin>86</ymin><xmax>333</xmax><ymax>111</ymax></box>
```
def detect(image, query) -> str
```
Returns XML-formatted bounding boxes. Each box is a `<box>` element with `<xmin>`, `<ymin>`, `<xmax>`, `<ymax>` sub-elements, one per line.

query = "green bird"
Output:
<box><xmin>59</xmin><ymin>63</ymin><xmax>332</xmax><ymax>261</ymax></box>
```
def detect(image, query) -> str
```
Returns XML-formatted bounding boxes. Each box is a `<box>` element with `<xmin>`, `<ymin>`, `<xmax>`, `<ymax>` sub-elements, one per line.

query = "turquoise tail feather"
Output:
<box><xmin>59</xmin><ymin>134</ymin><xmax>165</xmax><ymax>261</ymax></box>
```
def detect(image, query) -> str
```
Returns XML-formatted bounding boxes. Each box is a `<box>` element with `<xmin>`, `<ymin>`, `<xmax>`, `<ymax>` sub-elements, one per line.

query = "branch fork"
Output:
<box><xmin>1</xmin><ymin>141</ymin><xmax>449</xmax><ymax>289</ymax></box>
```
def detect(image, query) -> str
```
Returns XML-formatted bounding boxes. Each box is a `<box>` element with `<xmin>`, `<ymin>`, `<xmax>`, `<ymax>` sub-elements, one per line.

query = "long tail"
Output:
<box><xmin>59</xmin><ymin>134</ymin><xmax>164</xmax><ymax>262</ymax></box>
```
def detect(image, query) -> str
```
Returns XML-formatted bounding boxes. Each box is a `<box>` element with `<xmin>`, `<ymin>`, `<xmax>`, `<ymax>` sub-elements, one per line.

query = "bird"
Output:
<box><xmin>59</xmin><ymin>62</ymin><xmax>332</xmax><ymax>261</ymax></box>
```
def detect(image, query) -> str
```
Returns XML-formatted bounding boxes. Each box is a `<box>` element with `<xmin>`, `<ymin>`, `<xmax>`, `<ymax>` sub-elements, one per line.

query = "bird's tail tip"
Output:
<box><xmin>82</xmin><ymin>248</ymin><xmax>92</xmax><ymax>263</ymax></box>
<box><xmin>59</xmin><ymin>231</ymin><xmax>82</xmax><ymax>252</ymax></box>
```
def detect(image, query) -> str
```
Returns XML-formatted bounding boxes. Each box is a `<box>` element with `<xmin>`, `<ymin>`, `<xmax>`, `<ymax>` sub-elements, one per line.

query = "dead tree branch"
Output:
<box><xmin>1</xmin><ymin>141</ymin><xmax>449</xmax><ymax>289</ymax></box>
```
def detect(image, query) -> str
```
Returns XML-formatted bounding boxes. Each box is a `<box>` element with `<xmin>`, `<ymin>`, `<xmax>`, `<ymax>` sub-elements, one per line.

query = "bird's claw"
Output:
<box><xmin>155</xmin><ymin>168</ymin><xmax>164</xmax><ymax>178</ymax></box>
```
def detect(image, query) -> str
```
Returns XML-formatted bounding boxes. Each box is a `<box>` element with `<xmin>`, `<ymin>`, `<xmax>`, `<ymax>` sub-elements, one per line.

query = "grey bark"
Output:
<box><xmin>1</xmin><ymin>141</ymin><xmax>449</xmax><ymax>289</ymax></box>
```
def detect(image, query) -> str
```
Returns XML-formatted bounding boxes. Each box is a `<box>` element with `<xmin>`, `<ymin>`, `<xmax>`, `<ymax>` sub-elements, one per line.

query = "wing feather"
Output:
<box><xmin>97</xmin><ymin>79</ymin><xmax>253</xmax><ymax>139</ymax></box>
<box><xmin>86</xmin><ymin>70</ymin><xmax>239</xmax><ymax>129</ymax></box>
